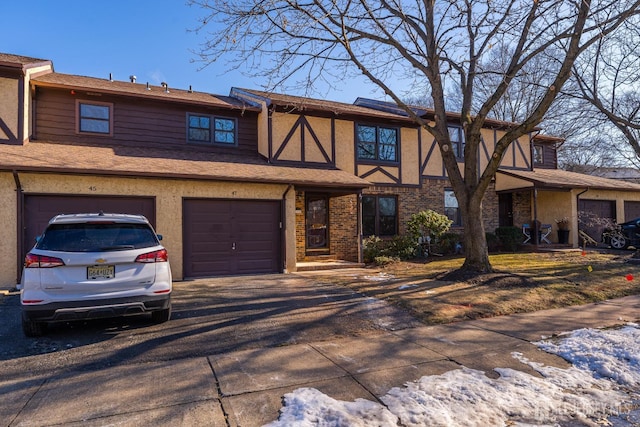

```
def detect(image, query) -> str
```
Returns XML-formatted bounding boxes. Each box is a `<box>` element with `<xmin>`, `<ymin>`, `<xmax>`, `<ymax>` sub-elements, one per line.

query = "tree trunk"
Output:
<box><xmin>460</xmin><ymin>195</ymin><xmax>492</xmax><ymax>273</ymax></box>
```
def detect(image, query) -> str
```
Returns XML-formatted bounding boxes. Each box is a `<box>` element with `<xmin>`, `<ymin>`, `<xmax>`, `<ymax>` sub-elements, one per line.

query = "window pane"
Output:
<box><xmin>534</xmin><ymin>145</ymin><xmax>543</xmax><ymax>163</ymax></box>
<box><xmin>378</xmin><ymin>197</ymin><xmax>397</xmax><ymax>236</ymax></box>
<box><xmin>444</xmin><ymin>190</ymin><xmax>458</xmax><ymax>208</ymax></box>
<box><xmin>357</xmin><ymin>125</ymin><xmax>376</xmax><ymax>142</ymax></box>
<box><xmin>357</xmin><ymin>126</ymin><xmax>377</xmax><ymax>160</ymax></box>
<box><xmin>80</xmin><ymin>118</ymin><xmax>109</xmax><ymax>133</ymax></box>
<box><xmin>362</xmin><ymin>196</ymin><xmax>377</xmax><ymax>236</ymax></box>
<box><xmin>378</xmin><ymin>128</ymin><xmax>397</xmax><ymax>145</ymax></box>
<box><xmin>444</xmin><ymin>190</ymin><xmax>461</xmax><ymax>226</ymax></box>
<box><xmin>80</xmin><ymin>104</ymin><xmax>109</xmax><ymax>119</ymax></box>
<box><xmin>378</xmin><ymin>144</ymin><xmax>396</xmax><ymax>161</ymax></box>
<box><xmin>189</xmin><ymin>115</ymin><xmax>210</xmax><ymax>129</ymax></box>
<box><xmin>448</xmin><ymin>126</ymin><xmax>464</xmax><ymax>157</ymax></box>
<box><xmin>379</xmin><ymin>215</ymin><xmax>397</xmax><ymax>236</ymax></box>
<box><xmin>378</xmin><ymin>128</ymin><xmax>397</xmax><ymax>161</ymax></box>
<box><xmin>363</xmin><ymin>216</ymin><xmax>376</xmax><ymax>236</ymax></box>
<box><xmin>378</xmin><ymin>197</ymin><xmax>396</xmax><ymax>216</ymax></box>
<box><xmin>189</xmin><ymin>128</ymin><xmax>210</xmax><ymax>141</ymax></box>
<box><xmin>358</xmin><ymin>142</ymin><xmax>377</xmax><ymax>159</ymax></box>
<box><xmin>214</xmin><ymin>131</ymin><xmax>235</xmax><ymax>144</ymax></box>
<box><xmin>215</xmin><ymin>118</ymin><xmax>234</xmax><ymax>131</ymax></box>
<box><xmin>445</xmin><ymin>207</ymin><xmax>461</xmax><ymax>225</ymax></box>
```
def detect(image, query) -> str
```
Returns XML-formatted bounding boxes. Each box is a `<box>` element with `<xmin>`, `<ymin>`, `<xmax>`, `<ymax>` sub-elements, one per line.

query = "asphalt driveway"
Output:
<box><xmin>1</xmin><ymin>270</ymin><xmax>422</xmax><ymax>378</ymax></box>
<box><xmin>2</xmin><ymin>270</ymin><xmax>638</xmax><ymax>426</ymax></box>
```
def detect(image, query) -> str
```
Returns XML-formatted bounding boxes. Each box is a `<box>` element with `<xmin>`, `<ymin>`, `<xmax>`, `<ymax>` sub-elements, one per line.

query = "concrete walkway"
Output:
<box><xmin>3</xmin><ymin>295</ymin><xmax>639</xmax><ymax>426</ymax></box>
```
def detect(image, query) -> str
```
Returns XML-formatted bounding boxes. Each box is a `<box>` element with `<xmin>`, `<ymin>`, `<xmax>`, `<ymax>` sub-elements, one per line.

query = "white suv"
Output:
<box><xmin>20</xmin><ymin>213</ymin><xmax>172</xmax><ymax>337</ymax></box>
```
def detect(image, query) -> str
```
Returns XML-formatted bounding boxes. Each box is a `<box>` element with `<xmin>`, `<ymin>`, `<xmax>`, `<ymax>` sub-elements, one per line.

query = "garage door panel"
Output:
<box><xmin>625</xmin><ymin>201</ymin><xmax>640</xmax><ymax>222</ymax></box>
<box><xmin>183</xmin><ymin>199</ymin><xmax>281</xmax><ymax>277</ymax></box>
<box><xmin>23</xmin><ymin>195</ymin><xmax>155</xmax><ymax>261</ymax></box>
<box><xmin>579</xmin><ymin>199</ymin><xmax>615</xmax><ymax>241</ymax></box>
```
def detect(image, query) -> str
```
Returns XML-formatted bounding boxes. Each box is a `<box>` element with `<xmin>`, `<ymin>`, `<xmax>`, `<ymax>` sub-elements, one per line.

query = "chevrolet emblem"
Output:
<box><xmin>95</xmin><ymin>258</ymin><xmax>107</xmax><ymax>264</ymax></box>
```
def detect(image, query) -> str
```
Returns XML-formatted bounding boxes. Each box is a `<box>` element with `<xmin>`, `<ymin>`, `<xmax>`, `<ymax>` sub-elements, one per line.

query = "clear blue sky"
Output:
<box><xmin>0</xmin><ymin>1</ymin><xmax>375</xmax><ymax>103</ymax></box>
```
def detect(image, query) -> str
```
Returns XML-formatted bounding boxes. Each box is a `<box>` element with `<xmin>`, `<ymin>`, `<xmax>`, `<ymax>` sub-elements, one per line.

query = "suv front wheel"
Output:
<box><xmin>609</xmin><ymin>231</ymin><xmax>629</xmax><ymax>249</ymax></box>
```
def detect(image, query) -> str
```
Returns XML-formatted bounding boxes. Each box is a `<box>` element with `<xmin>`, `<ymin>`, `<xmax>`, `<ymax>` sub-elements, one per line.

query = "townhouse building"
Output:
<box><xmin>2</xmin><ymin>52</ymin><xmax>640</xmax><ymax>287</ymax></box>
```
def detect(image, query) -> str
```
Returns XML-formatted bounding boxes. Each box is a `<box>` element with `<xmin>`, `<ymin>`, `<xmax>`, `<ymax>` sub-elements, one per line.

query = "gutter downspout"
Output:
<box><xmin>281</xmin><ymin>184</ymin><xmax>294</xmax><ymax>272</ymax></box>
<box><xmin>532</xmin><ymin>187</ymin><xmax>539</xmax><ymax>245</ymax></box>
<box><xmin>13</xmin><ymin>171</ymin><xmax>23</xmax><ymax>285</ymax></box>
<box><xmin>357</xmin><ymin>192</ymin><xmax>363</xmax><ymax>264</ymax></box>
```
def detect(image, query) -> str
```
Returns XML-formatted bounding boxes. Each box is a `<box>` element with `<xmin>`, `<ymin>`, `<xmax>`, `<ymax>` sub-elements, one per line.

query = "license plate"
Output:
<box><xmin>87</xmin><ymin>265</ymin><xmax>115</xmax><ymax>280</ymax></box>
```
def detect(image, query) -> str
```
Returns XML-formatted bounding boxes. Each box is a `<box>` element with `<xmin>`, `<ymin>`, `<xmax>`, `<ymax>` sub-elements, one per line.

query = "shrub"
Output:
<box><xmin>407</xmin><ymin>210</ymin><xmax>453</xmax><ymax>241</ymax></box>
<box><xmin>437</xmin><ymin>232</ymin><xmax>462</xmax><ymax>255</ymax></box>
<box><xmin>386</xmin><ymin>234</ymin><xmax>419</xmax><ymax>260</ymax></box>
<box><xmin>362</xmin><ymin>234</ymin><xmax>418</xmax><ymax>263</ymax></box>
<box><xmin>495</xmin><ymin>226</ymin><xmax>522</xmax><ymax>252</ymax></box>
<box><xmin>485</xmin><ymin>232</ymin><xmax>500</xmax><ymax>252</ymax></box>
<box><xmin>363</xmin><ymin>235</ymin><xmax>384</xmax><ymax>263</ymax></box>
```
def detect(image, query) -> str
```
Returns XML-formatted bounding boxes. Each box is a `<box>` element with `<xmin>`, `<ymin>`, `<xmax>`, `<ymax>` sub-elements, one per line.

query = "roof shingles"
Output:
<box><xmin>0</xmin><ymin>141</ymin><xmax>370</xmax><ymax>189</ymax></box>
<box><xmin>498</xmin><ymin>168</ymin><xmax>640</xmax><ymax>191</ymax></box>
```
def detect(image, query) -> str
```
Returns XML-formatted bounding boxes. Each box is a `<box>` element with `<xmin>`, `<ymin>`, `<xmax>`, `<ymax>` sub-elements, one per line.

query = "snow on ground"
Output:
<box><xmin>265</xmin><ymin>324</ymin><xmax>640</xmax><ymax>427</ymax></box>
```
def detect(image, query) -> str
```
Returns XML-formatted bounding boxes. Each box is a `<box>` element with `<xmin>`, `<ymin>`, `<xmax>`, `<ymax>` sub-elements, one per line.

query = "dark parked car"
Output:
<box><xmin>603</xmin><ymin>217</ymin><xmax>640</xmax><ymax>249</ymax></box>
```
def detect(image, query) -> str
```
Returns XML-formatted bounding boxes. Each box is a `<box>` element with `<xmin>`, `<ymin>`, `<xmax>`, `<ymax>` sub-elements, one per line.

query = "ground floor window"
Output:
<box><xmin>444</xmin><ymin>189</ymin><xmax>461</xmax><ymax>226</ymax></box>
<box><xmin>362</xmin><ymin>195</ymin><xmax>398</xmax><ymax>236</ymax></box>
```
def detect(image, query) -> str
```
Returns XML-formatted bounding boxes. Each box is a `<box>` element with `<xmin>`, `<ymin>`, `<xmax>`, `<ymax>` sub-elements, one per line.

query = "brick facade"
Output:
<box><xmin>512</xmin><ymin>190</ymin><xmax>532</xmax><ymax>229</ymax></box>
<box><xmin>294</xmin><ymin>180</ymin><xmax>504</xmax><ymax>262</ymax></box>
<box><xmin>295</xmin><ymin>191</ymin><xmax>359</xmax><ymax>262</ymax></box>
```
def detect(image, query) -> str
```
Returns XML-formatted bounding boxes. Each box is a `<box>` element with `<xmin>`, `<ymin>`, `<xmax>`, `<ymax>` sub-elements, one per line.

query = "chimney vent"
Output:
<box><xmin>161</xmin><ymin>82</ymin><xmax>170</xmax><ymax>93</ymax></box>
<box><xmin>129</xmin><ymin>75</ymin><xmax>137</xmax><ymax>83</ymax></box>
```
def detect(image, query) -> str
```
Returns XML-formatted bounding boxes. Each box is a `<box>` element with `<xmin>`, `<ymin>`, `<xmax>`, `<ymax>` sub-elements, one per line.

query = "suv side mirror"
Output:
<box><xmin>156</xmin><ymin>234</ymin><xmax>163</xmax><ymax>241</ymax></box>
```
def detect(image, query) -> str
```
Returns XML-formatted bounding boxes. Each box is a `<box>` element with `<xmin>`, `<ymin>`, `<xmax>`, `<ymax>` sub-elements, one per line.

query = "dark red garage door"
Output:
<box><xmin>183</xmin><ymin>199</ymin><xmax>282</xmax><ymax>277</ymax></box>
<box><xmin>23</xmin><ymin>195</ymin><xmax>155</xmax><ymax>257</ymax></box>
<box><xmin>624</xmin><ymin>201</ymin><xmax>640</xmax><ymax>222</ymax></box>
<box><xmin>578</xmin><ymin>199</ymin><xmax>615</xmax><ymax>241</ymax></box>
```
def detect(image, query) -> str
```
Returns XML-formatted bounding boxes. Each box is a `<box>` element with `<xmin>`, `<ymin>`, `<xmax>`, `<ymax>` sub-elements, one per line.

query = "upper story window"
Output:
<box><xmin>77</xmin><ymin>101</ymin><xmax>112</xmax><ymax>135</ymax></box>
<box><xmin>356</xmin><ymin>124</ymin><xmax>398</xmax><ymax>162</ymax></box>
<box><xmin>448</xmin><ymin>126</ymin><xmax>465</xmax><ymax>158</ymax></box>
<box><xmin>188</xmin><ymin>114</ymin><xmax>237</xmax><ymax>145</ymax></box>
<box><xmin>362</xmin><ymin>195</ymin><xmax>398</xmax><ymax>236</ymax></box>
<box><xmin>533</xmin><ymin>144</ymin><xmax>544</xmax><ymax>164</ymax></box>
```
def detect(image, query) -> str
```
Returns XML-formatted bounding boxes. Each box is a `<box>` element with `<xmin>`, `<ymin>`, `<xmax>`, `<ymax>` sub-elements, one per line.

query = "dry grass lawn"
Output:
<box><xmin>323</xmin><ymin>250</ymin><xmax>640</xmax><ymax>324</ymax></box>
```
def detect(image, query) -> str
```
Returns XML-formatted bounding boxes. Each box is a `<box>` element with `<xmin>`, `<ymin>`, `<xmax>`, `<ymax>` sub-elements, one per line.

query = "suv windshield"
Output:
<box><xmin>36</xmin><ymin>223</ymin><xmax>159</xmax><ymax>252</ymax></box>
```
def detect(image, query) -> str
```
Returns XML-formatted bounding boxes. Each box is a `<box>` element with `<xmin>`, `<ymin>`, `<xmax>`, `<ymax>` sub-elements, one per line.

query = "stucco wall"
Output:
<box><xmin>0</xmin><ymin>77</ymin><xmax>19</xmax><ymax>141</ymax></box>
<box><xmin>334</xmin><ymin>119</ymin><xmax>355</xmax><ymax>173</ymax></box>
<box><xmin>400</xmin><ymin>127</ymin><xmax>420</xmax><ymax>185</ymax></box>
<box><xmin>0</xmin><ymin>172</ymin><xmax>293</xmax><ymax>286</ymax></box>
<box><xmin>0</xmin><ymin>173</ymin><xmax>18</xmax><ymax>286</ymax></box>
<box><xmin>536</xmin><ymin>190</ymin><xmax>573</xmax><ymax>244</ymax></box>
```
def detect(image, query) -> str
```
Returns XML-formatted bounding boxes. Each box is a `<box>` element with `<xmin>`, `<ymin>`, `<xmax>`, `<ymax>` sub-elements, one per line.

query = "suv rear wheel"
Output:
<box><xmin>22</xmin><ymin>313</ymin><xmax>46</xmax><ymax>337</ymax></box>
<box><xmin>151</xmin><ymin>304</ymin><xmax>171</xmax><ymax>323</ymax></box>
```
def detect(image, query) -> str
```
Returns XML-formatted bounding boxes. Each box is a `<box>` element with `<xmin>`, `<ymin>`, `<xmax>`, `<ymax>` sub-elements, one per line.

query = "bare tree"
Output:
<box><xmin>190</xmin><ymin>0</ymin><xmax>640</xmax><ymax>273</ymax></box>
<box><xmin>571</xmin><ymin>18</ymin><xmax>640</xmax><ymax>167</ymax></box>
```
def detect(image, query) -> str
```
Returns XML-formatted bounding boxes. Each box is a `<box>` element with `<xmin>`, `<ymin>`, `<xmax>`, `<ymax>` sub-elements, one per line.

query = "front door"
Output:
<box><xmin>498</xmin><ymin>193</ymin><xmax>514</xmax><ymax>227</ymax></box>
<box><xmin>305</xmin><ymin>194</ymin><xmax>329</xmax><ymax>254</ymax></box>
